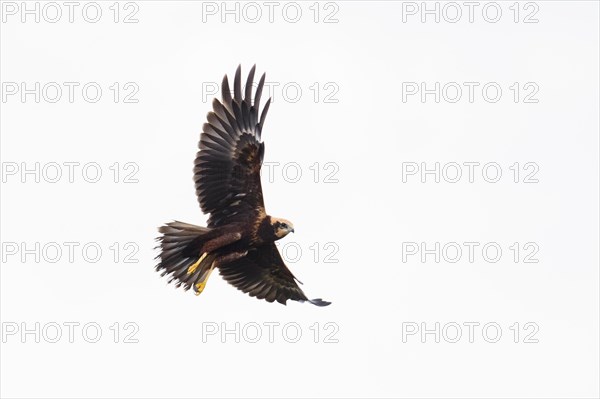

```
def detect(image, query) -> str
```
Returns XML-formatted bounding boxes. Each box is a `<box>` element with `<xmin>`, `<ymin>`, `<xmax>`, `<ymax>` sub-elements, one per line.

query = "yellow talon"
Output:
<box><xmin>187</xmin><ymin>252</ymin><xmax>207</xmax><ymax>275</ymax></box>
<box><xmin>194</xmin><ymin>262</ymin><xmax>216</xmax><ymax>296</ymax></box>
<box><xmin>195</xmin><ymin>281</ymin><xmax>207</xmax><ymax>295</ymax></box>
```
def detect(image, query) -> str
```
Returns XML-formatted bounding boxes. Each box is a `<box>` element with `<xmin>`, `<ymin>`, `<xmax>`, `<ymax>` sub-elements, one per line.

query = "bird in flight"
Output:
<box><xmin>155</xmin><ymin>65</ymin><xmax>330</xmax><ymax>306</ymax></box>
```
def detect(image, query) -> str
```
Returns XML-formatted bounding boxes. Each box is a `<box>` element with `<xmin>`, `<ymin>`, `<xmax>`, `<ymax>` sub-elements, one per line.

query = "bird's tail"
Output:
<box><xmin>155</xmin><ymin>221</ymin><xmax>218</xmax><ymax>294</ymax></box>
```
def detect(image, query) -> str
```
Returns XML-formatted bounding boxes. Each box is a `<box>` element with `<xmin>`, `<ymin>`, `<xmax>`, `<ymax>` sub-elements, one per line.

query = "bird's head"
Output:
<box><xmin>270</xmin><ymin>217</ymin><xmax>295</xmax><ymax>239</ymax></box>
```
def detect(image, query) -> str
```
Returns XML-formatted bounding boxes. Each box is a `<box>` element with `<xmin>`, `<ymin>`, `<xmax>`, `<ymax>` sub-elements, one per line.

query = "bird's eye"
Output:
<box><xmin>281</xmin><ymin>223</ymin><xmax>288</xmax><ymax>229</ymax></box>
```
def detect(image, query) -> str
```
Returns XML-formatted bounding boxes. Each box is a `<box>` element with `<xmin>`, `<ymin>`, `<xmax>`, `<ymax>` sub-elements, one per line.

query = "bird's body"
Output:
<box><xmin>155</xmin><ymin>66</ymin><xmax>330</xmax><ymax>306</ymax></box>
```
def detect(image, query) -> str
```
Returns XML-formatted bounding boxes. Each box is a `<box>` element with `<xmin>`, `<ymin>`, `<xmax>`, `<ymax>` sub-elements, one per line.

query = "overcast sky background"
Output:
<box><xmin>1</xmin><ymin>1</ymin><xmax>599</xmax><ymax>398</ymax></box>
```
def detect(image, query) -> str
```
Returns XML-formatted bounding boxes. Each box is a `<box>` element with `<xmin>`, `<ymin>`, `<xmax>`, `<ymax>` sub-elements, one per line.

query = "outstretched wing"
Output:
<box><xmin>218</xmin><ymin>243</ymin><xmax>331</xmax><ymax>306</ymax></box>
<box><xmin>195</xmin><ymin>65</ymin><xmax>271</xmax><ymax>227</ymax></box>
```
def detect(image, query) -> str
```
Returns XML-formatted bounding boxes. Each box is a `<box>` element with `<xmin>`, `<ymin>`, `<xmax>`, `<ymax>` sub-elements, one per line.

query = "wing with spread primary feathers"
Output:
<box><xmin>195</xmin><ymin>65</ymin><xmax>271</xmax><ymax>227</ymax></box>
<box><xmin>218</xmin><ymin>243</ymin><xmax>331</xmax><ymax>306</ymax></box>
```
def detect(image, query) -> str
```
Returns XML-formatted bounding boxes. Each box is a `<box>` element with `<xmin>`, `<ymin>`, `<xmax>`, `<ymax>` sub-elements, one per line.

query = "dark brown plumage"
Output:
<box><xmin>155</xmin><ymin>65</ymin><xmax>330</xmax><ymax>306</ymax></box>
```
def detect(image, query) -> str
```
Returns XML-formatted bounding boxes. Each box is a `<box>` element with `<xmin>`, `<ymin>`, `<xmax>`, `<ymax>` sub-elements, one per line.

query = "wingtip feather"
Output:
<box><xmin>245</xmin><ymin>65</ymin><xmax>256</xmax><ymax>102</ymax></box>
<box><xmin>308</xmin><ymin>298</ymin><xmax>332</xmax><ymax>307</ymax></box>
<box><xmin>234</xmin><ymin>65</ymin><xmax>242</xmax><ymax>102</ymax></box>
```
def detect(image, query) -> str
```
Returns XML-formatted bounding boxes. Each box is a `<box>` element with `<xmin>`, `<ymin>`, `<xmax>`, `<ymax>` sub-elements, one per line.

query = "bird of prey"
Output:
<box><xmin>155</xmin><ymin>66</ymin><xmax>330</xmax><ymax>306</ymax></box>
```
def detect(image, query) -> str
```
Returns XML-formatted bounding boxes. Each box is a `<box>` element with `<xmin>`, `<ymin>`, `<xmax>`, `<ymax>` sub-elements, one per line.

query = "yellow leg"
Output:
<box><xmin>187</xmin><ymin>252</ymin><xmax>207</xmax><ymax>275</ymax></box>
<box><xmin>195</xmin><ymin>262</ymin><xmax>216</xmax><ymax>296</ymax></box>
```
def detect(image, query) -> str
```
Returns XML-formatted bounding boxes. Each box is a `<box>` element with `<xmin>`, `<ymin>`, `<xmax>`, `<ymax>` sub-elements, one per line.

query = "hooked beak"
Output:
<box><xmin>291</xmin><ymin>228</ymin><xmax>295</xmax><ymax>233</ymax></box>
